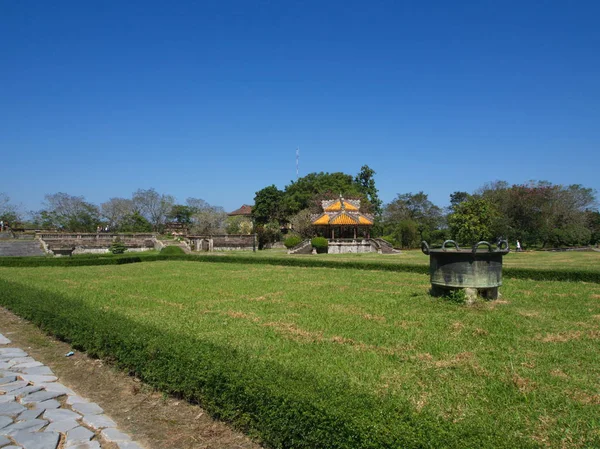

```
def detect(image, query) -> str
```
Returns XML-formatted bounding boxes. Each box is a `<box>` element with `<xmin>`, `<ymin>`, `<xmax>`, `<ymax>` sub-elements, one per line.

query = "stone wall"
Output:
<box><xmin>38</xmin><ymin>233</ymin><xmax>156</xmax><ymax>256</ymax></box>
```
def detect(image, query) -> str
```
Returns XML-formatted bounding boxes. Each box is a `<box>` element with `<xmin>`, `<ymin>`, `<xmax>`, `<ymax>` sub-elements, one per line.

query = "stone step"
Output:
<box><xmin>0</xmin><ymin>241</ymin><xmax>45</xmax><ymax>257</ymax></box>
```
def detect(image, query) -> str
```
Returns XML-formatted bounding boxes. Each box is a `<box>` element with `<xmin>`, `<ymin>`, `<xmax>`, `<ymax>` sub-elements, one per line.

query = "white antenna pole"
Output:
<box><xmin>296</xmin><ymin>147</ymin><xmax>299</xmax><ymax>179</ymax></box>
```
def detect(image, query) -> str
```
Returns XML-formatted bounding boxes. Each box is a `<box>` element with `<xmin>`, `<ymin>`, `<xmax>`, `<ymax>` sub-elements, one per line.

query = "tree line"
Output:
<box><xmin>0</xmin><ymin>189</ymin><xmax>236</xmax><ymax>235</ymax></box>
<box><xmin>2</xmin><ymin>172</ymin><xmax>598</xmax><ymax>248</ymax></box>
<box><xmin>251</xmin><ymin>169</ymin><xmax>599</xmax><ymax>249</ymax></box>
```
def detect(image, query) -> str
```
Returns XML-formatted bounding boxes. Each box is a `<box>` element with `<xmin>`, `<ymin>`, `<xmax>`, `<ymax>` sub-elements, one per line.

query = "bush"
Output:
<box><xmin>109</xmin><ymin>238</ymin><xmax>127</xmax><ymax>255</ymax></box>
<box><xmin>160</xmin><ymin>245</ymin><xmax>185</xmax><ymax>255</ymax></box>
<box><xmin>311</xmin><ymin>237</ymin><xmax>328</xmax><ymax>254</ymax></box>
<box><xmin>284</xmin><ymin>235</ymin><xmax>303</xmax><ymax>249</ymax></box>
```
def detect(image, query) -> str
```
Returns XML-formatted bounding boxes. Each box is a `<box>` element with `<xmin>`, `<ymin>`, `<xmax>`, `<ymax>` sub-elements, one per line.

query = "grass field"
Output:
<box><xmin>0</xmin><ymin>251</ymin><xmax>599</xmax><ymax>448</ymax></box>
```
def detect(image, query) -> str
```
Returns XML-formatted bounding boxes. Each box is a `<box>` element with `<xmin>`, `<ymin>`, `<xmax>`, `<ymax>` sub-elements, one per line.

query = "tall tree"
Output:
<box><xmin>354</xmin><ymin>165</ymin><xmax>382</xmax><ymax>215</ymax></box>
<box><xmin>132</xmin><ymin>188</ymin><xmax>175</xmax><ymax>232</ymax></box>
<box><xmin>253</xmin><ymin>185</ymin><xmax>285</xmax><ymax>225</ymax></box>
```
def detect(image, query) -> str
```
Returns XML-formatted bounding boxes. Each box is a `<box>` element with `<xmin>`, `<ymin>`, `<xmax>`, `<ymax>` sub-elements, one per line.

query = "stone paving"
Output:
<box><xmin>0</xmin><ymin>333</ymin><xmax>144</xmax><ymax>449</ymax></box>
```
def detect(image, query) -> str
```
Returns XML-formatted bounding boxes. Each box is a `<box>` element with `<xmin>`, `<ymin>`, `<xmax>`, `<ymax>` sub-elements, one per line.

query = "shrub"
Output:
<box><xmin>109</xmin><ymin>238</ymin><xmax>127</xmax><ymax>255</ymax></box>
<box><xmin>284</xmin><ymin>235</ymin><xmax>303</xmax><ymax>249</ymax></box>
<box><xmin>160</xmin><ymin>245</ymin><xmax>186</xmax><ymax>255</ymax></box>
<box><xmin>311</xmin><ymin>237</ymin><xmax>328</xmax><ymax>254</ymax></box>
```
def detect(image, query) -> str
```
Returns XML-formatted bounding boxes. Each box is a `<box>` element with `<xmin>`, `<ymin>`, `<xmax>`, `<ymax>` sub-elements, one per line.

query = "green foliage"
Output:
<box><xmin>311</xmin><ymin>236</ymin><xmax>328</xmax><ymax>253</ymax></box>
<box><xmin>448</xmin><ymin>198</ymin><xmax>497</xmax><ymax>245</ymax></box>
<box><xmin>109</xmin><ymin>238</ymin><xmax>127</xmax><ymax>255</ymax></box>
<box><xmin>442</xmin><ymin>288</ymin><xmax>466</xmax><ymax>304</ymax></box>
<box><xmin>160</xmin><ymin>245</ymin><xmax>186</xmax><ymax>255</ymax></box>
<box><xmin>282</xmin><ymin>172</ymin><xmax>362</xmax><ymax>217</ymax></box>
<box><xmin>253</xmin><ymin>185</ymin><xmax>285</xmax><ymax>225</ymax></box>
<box><xmin>382</xmin><ymin>192</ymin><xmax>444</xmax><ymax>247</ymax></box>
<box><xmin>256</xmin><ymin>221</ymin><xmax>281</xmax><ymax>249</ymax></box>
<box><xmin>167</xmin><ymin>205</ymin><xmax>194</xmax><ymax>224</ymax></box>
<box><xmin>226</xmin><ymin>216</ymin><xmax>253</xmax><ymax>235</ymax></box>
<box><xmin>284</xmin><ymin>235</ymin><xmax>303</xmax><ymax>249</ymax></box>
<box><xmin>548</xmin><ymin>224</ymin><xmax>591</xmax><ymax>247</ymax></box>
<box><xmin>354</xmin><ymin>165</ymin><xmax>382</xmax><ymax>215</ymax></box>
<box><xmin>119</xmin><ymin>211</ymin><xmax>153</xmax><ymax>233</ymax></box>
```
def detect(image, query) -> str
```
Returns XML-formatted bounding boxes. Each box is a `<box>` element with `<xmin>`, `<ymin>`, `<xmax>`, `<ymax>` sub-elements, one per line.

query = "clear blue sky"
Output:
<box><xmin>2</xmin><ymin>1</ymin><xmax>599</xmax><ymax>214</ymax></box>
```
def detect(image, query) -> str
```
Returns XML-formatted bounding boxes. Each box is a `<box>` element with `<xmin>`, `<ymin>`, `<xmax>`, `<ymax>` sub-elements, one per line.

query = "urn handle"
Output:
<box><xmin>421</xmin><ymin>241</ymin><xmax>430</xmax><ymax>255</ymax></box>
<box><xmin>472</xmin><ymin>241</ymin><xmax>493</xmax><ymax>253</ymax></box>
<box><xmin>441</xmin><ymin>240</ymin><xmax>460</xmax><ymax>251</ymax></box>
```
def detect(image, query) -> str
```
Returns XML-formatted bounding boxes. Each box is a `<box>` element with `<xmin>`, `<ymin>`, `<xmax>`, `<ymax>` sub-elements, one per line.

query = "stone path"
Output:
<box><xmin>0</xmin><ymin>334</ymin><xmax>144</xmax><ymax>449</ymax></box>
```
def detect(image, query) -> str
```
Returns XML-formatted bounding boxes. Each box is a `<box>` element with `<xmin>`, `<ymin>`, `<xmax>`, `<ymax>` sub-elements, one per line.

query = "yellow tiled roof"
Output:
<box><xmin>330</xmin><ymin>213</ymin><xmax>359</xmax><ymax>225</ymax></box>
<box><xmin>358</xmin><ymin>215</ymin><xmax>373</xmax><ymax>225</ymax></box>
<box><xmin>312</xmin><ymin>214</ymin><xmax>330</xmax><ymax>225</ymax></box>
<box><xmin>324</xmin><ymin>200</ymin><xmax>359</xmax><ymax>212</ymax></box>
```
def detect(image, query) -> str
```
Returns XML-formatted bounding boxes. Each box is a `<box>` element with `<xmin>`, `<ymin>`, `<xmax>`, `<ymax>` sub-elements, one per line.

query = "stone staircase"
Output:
<box><xmin>0</xmin><ymin>239</ymin><xmax>46</xmax><ymax>257</ymax></box>
<box><xmin>288</xmin><ymin>239</ymin><xmax>313</xmax><ymax>254</ymax></box>
<box><xmin>371</xmin><ymin>238</ymin><xmax>401</xmax><ymax>254</ymax></box>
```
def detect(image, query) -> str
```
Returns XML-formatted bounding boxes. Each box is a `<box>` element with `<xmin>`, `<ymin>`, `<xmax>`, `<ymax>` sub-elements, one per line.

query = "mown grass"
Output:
<box><xmin>0</xmin><ymin>260</ymin><xmax>599</xmax><ymax>448</ymax></box>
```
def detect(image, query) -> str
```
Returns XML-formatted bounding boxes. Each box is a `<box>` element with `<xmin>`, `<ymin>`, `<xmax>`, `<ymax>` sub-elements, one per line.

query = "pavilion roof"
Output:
<box><xmin>311</xmin><ymin>196</ymin><xmax>373</xmax><ymax>226</ymax></box>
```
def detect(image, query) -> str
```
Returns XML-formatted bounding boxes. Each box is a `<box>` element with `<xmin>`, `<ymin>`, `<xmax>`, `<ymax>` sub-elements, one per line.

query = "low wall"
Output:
<box><xmin>39</xmin><ymin>233</ymin><xmax>156</xmax><ymax>256</ymax></box>
<box><xmin>187</xmin><ymin>234</ymin><xmax>256</xmax><ymax>251</ymax></box>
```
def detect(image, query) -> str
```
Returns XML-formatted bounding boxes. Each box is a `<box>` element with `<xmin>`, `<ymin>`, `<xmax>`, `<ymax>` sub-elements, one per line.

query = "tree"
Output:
<box><xmin>383</xmin><ymin>192</ymin><xmax>443</xmax><ymax>242</ymax></box>
<box><xmin>188</xmin><ymin>203</ymin><xmax>228</xmax><ymax>235</ymax></box>
<box><xmin>132</xmin><ymin>188</ymin><xmax>175</xmax><ymax>232</ymax></box>
<box><xmin>119</xmin><ymin>211</ymin><xmax>152</xmax><ymax>233</ymax></box>
<box><xmin>167</xmin><ymin>205</ymin><xmax>194</xmax><ymax>224</ymax></box>
<box><xmin>354</xmin><ymin>165</ymin><xmax>382</xmax><ymax>215</ymax></box>
<box><xmin>448</xmin><ymin>197</ymin><xmax>497</xmax><ymax>244</ymax></box>
<box><xmin>101</xmin><ymin>198</ymin><xmax>136</xmax><ymax>231</ymax></box>
<box><xmin>586</xmin><ymin>210</ymin><xmax>600</xmax><ymax>245</ymax></box>
<box><xmin>40</xmin><ymin>193</ymin><xmax>100</xmax><ymax>232</ymax></box>
<box><xmin>0</xmin><ymin>193</ymin><xmax>20</xmax><ymax>225</ymax></box>
<box><xmin>252</xmin><ymin>185</ymin><xmax>285</xmax><ymax>225</ymax></box>
<box><xmin>282</xmin><ymin>172</ymin><xmax>363</xmax><ymax>217</ymax></box>
<box><xmin>448</xmin><ymin>191</ymin><xmax>470</xmax><ymax>213</ymax></box>
<box><xmin>226</xmin><ymin>216</ymin><xmax>253</xmax><ymax>234</ymax></box>
<box><xmin>289</xmin><ymin>208</ymin><xmax>315</xmax><ymax>238</ymax></box>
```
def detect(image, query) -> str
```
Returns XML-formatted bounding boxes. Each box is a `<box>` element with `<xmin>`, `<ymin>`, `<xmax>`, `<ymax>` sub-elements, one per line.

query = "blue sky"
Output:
<box><xmin>2</xmin><ymin>1</ymin><xmax>599</xmax><ymax>214</ymax></box>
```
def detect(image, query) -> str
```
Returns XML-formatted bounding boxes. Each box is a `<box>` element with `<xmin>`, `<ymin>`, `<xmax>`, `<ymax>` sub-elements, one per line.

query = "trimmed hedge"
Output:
<box><xmin>0</xmin><ymin>279</ymin><xmax>532</xmax><ymax>449</ymax></box>
<box><xmin>160</xmin><ymin>245</ymin><xmax>186</xmax><ymax>255</ymax></box>
<box><xmin>284</xmin><ymin>235</ymin><xmax>302</xmax><ymax>249</ymax></box>
<box><xmin>1</xmin><ymin>252</ymin><xmax>599</xmax><ymax>283</ymax></box>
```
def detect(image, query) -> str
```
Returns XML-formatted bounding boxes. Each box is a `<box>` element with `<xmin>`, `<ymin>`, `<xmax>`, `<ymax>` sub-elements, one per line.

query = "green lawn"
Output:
<box><xmin>0</xmin><ymin>254</ymin><xmax>599</xmax><ymax>448</ymax></box>
<box><xmin>214</xmin><ymin>247</ymin><xmax>600</xmax><ymax>271</ymax></box>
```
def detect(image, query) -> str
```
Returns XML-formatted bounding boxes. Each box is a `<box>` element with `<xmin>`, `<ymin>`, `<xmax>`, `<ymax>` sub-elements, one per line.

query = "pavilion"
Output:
<box><xmin>311</xmin><ymin>196</ymin><xmax>374</xmax><ymax>239</ymax></box>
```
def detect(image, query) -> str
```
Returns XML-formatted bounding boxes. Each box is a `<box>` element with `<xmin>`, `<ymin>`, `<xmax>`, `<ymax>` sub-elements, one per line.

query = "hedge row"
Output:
<box><xmin>0</xmin><ymin>279</ymin><xmax>528</xmax><ymax>449</ymax></box>
<box><xmin>0</xmin><ymin>255</ymin><xmax>143</xmax><ymax>267</ymax></box>
<box><xmin>1</xmin><ymin>253</ymin><xmax>599</xmax><ymax>283</ymax></box>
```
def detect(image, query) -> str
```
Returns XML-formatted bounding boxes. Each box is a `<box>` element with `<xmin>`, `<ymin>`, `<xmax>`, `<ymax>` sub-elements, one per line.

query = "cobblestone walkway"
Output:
<box><xmin>0</xmin><ymin>333</ymin><xmax>144</xmax><ymax>449</ymax></box>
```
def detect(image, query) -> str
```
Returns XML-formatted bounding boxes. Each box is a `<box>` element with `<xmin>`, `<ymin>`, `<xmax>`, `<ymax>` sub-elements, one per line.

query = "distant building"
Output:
<box><xmin>228</xmin><ymin>204</ymin><xmax>253</xmax><ymax>217</ymax></box>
